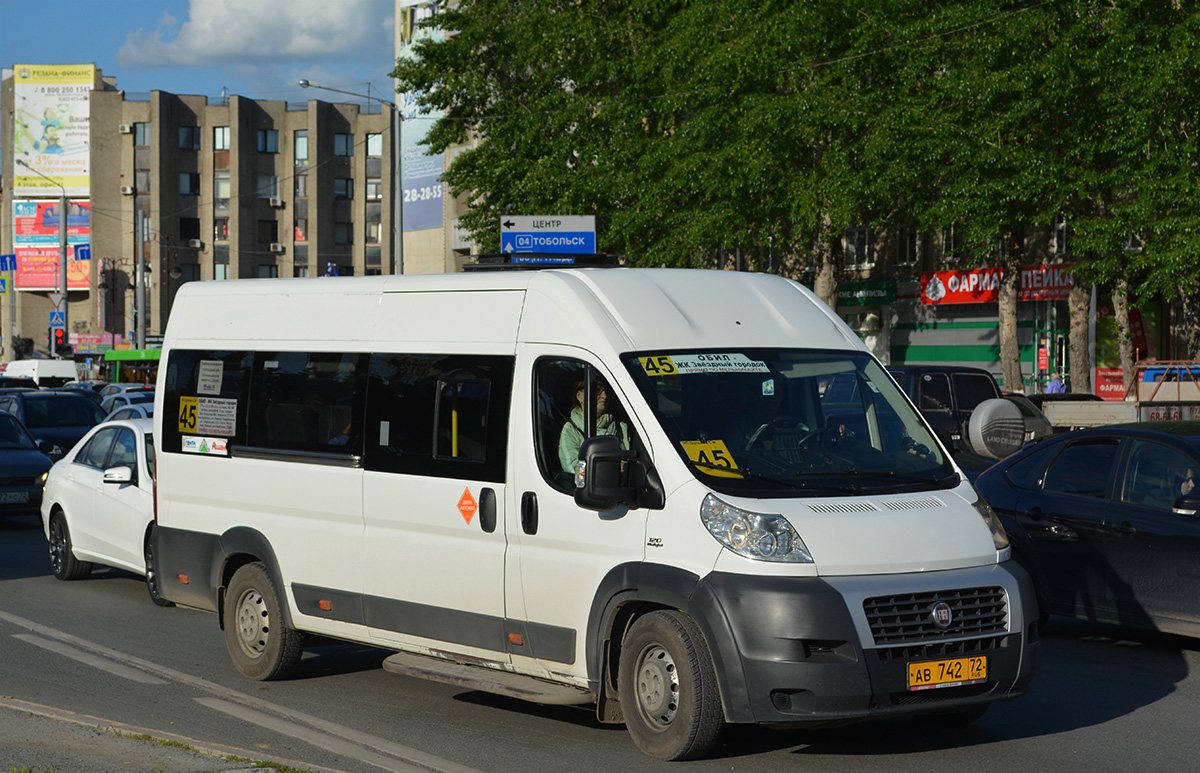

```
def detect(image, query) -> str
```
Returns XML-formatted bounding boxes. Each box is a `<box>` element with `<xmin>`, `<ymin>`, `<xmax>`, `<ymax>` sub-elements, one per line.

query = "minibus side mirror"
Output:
<box><xmin>574</xmin><ymin>435</ymin><xmax>668</xmax><ymax>512</ymax></box>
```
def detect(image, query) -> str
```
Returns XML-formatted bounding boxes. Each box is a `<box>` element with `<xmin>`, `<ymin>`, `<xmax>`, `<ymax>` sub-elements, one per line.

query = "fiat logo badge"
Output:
<box><xmin>931</xmin><ymin>602</ymin><xmax>953</xmax><ymax>629</ymax></box>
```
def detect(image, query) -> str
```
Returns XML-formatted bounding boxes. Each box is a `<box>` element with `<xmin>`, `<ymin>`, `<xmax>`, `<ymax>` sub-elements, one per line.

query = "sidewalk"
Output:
<box><xmin>0</xmin><ymin>697</ymin><xmax>333</xmax><ymax>773</ymax></box>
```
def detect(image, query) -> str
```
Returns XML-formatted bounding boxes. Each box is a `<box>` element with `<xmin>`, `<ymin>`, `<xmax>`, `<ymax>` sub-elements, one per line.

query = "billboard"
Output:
<box><xmin>12</xmin><ymin>200</ymin><xmax>91</xmax><ymax>290</ymax></box>
<box><xmin>398</xmin><ymin>2</ymin><xmax>444</xmax><ymax>232</ymax></box>
<box><xmin>11</xmin><ymin>64</ymin><xmax>95</xmax><ymax>197</ymax></box>
<box><xmin>920</xmin><ymin>263</ymin><xmax>1077</xmax><ymax>305</ymax></box>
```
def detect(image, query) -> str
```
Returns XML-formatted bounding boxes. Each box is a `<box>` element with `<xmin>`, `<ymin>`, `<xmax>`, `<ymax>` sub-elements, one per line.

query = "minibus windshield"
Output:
<box><xmin>624</xmin><ymin>349</ymin><xmax>955</xmax><ymax>496</ymax></box>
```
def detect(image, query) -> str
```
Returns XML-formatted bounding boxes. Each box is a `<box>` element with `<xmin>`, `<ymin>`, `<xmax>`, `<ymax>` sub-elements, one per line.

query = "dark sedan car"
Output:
<box><xmin>975</xmin><ymin>422</ymin><xmax>1200</xmax><ymax>637</ymax></box>
<box><xmin>0</xmin><ymin>390</ymin><xmax>109</xmax><ymax>458</ymax></box>
<box><xmin>0</xmin><ymin>412</ymin><xmax>54</xmax><ymax>517</ymax></box>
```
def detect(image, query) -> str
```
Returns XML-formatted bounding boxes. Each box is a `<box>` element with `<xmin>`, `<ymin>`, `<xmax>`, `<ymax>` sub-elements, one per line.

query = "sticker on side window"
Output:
<box><xmin>680</xmin><ymin>440</ymin><xmax>743</xmax><ymax>478</ymax></box>
<box><xmin>640</xmin><ymin>354</ymin><xmax>769</xmax><ymax>375</ymax></box>
<box><xmin>178</xmin><ymin>395</ymin><xmax>237</xmax><ymax>436</ymax></box>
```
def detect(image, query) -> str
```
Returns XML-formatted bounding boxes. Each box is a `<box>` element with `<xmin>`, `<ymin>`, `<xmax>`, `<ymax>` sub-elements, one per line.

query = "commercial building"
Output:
<box><xmin>2</xmin><ymin>63</ymin><xmax>476</xmax><ymax>366</ymax></box>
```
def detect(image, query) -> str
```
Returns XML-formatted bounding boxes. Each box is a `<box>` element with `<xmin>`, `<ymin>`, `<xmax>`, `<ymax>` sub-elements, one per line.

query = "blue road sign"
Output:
<box><xmin>500</xmin><ymin>216</ymin><xmax>596</xmax><ymax>255</ymax></box>
<box><xmin>49</xmin><ymin>311</ymin><xmax>65</xmax><ymax>328</ymax></box>
<box><xmin>74</xmin><ymin>245</ymin><xmax>91</xmax><ymax>261</ymax></box>
<box><xmin>0</xmin><ymin>277</ymin><xmax>7</xmax><ymax>296</ymax></box>
<box><xmin>0</xmin><ymin>254</ymin><xmax>15</xmax><ymax>272</ymax></box>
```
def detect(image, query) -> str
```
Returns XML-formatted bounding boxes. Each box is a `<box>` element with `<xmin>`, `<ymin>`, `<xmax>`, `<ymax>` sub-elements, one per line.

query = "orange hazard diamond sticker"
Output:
<box><xmin>457</xmin><ymin>487</ymin><xmax>477</xmax><ymax>525</ymax></box>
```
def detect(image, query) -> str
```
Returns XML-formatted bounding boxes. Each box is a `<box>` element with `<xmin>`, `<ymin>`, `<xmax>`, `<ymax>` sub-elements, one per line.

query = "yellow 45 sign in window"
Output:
<box><xmin>680</xmin><ymin>440</ymin><xmax>743</xmax><ymax>478</ymax></box>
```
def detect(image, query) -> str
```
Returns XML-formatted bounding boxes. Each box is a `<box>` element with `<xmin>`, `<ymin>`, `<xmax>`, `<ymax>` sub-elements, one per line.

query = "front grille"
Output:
<box><xmin>864</xmin><ymin>587</ymin><xmax>1007</xmax><ymax>646</ymax></box>
<box><xmin>874</xmin><ymin>635</ymin><xmax>1005</xmax><ymax>664</ymax></box>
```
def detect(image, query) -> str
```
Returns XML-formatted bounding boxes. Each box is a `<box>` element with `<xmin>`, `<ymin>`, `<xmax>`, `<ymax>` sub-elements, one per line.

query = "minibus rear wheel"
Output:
<box><xmin>618</xmin><ymin>610</ymin><xmax>724</xmax><ymax>760</ymax></box>
<box><xmin>224</xmin><ymin>562</ymin><xmax>304</xmax><ymax>680</ymax></box>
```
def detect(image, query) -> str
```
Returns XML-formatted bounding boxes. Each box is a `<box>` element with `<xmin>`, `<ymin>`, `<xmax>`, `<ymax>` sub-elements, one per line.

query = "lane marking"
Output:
<box><xmin>0</xmin><ymin>610</ymin><xmax>480</xmax><ymax>773</ymax></box>
<box><xmin>197</xmin><ymin>697</ymin><xmax>433</xmax><ymax>773</ymax></box>
<box><xmin>13</xmin><ymin>634</ymin><xmax>167</xmax><ymax>684</ymax></box>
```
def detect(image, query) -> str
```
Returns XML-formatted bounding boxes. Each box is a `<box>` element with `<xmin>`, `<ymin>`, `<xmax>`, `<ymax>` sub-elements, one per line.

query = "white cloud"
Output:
<box><xmin>116</xmin><ymin>0</ymin><xmax>394</xmax><ymax>68</ymax></box>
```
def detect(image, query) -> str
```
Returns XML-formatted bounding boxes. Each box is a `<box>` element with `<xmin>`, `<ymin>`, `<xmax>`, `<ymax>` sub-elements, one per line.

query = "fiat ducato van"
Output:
<box><xmin>152</xmin><ymin>264</ymin><xmax>1039</xmax><ymax>760</ymax></box>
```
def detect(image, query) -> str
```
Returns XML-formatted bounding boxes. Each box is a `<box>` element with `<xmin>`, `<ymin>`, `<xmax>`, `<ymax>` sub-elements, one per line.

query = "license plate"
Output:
<box><xmin>908</xmin><ymin>655</ymin><xmax>987</xmax><ymax>691</ymax></box>
<box><xmin>0</xmin><ymin>491</ymin><xmax>30</xmax><ymax>504</ymax></box>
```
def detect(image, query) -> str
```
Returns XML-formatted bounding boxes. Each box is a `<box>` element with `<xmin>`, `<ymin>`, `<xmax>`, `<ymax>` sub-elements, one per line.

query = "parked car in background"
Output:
<box><xmin>0</xmin><ymin>412</ymin><xmax>54</xmax><ymax>518</ymax></box>
<box><xmin>105</xmin><ymin>403</ymin><xmax>154</xmax><ymax>422</ymax></box>
<box><xmin>63</xmin><ymin>380</ymin><xmax>109</xmax><ymax>395</ymax></box>
<box><xmin>100</xmin><ymin>389</ymin><xmax>155</xmax><ymax>416</ymax></box>
<box><xmin>0</xmin><ymin>390</ymin><xmax>109</xmax><ymax>458</ymax></box>
<box><xmin>99</xmin><ymin>383</ymin><xmax>155</xmax><ymax>399</ymax></box>
<box><xmin>888</xmin><ymin>366</ymin><xmax>1052</xmax><ymax>475</ymax></box>
<box><xmin>3</xmin><ymin>359</ymin><xmax>79</xmax><ymax>387</ymax></box>
<box><xmin>39</xmin><ymin>417</ymin><xmax>169</xmax><ymax>606</ymax></box>
<box><xmin>975</xmin><ymin>422</ymin><xmax>1200</xmax><ymax>637</ymax></box>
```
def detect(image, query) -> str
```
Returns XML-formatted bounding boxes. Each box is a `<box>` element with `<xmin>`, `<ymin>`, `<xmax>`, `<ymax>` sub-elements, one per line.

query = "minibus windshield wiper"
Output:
<box><xmin>689</xmin><ymin>461</ymin><xmax>861</xmax><ymax>494</ymax></box>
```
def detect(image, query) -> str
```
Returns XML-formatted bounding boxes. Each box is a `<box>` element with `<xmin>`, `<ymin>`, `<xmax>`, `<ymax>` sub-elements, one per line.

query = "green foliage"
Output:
<box><xmin>393</xmin><ymin>0</ymin><xmax>1200</xmax><ymax>301</ymax></box>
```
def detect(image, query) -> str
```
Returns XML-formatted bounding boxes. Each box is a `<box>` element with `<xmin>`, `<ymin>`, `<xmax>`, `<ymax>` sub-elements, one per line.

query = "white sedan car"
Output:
<box><xmin>39</xmin><ymin>418</ymin><xmax>171</xmax><ymax>606</ymax></box>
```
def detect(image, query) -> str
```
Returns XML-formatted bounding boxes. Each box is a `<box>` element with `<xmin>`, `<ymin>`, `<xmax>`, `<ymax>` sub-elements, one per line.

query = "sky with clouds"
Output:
<box><xmin>2</xmin><ymin>0</ymin><xmax>399</xmax><ymax>104</ymax></box>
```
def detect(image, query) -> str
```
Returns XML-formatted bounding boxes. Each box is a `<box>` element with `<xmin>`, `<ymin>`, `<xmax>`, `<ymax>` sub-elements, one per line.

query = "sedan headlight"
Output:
<box><xmin>972</xmin><ymin>495</ymin><xmax>1009</xmax><ymax>550</ymax></box>
<box><xmin>700</xmin><ymin>493</ymin><xmax>813</xmax><ymax>563</ymax></box>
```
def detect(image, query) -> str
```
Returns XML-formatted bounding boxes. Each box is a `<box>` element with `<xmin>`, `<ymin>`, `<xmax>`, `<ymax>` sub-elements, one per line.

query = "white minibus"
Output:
<box><xmin>153</xmin><ymin>263</ymin><xmax>1038</xmax><ymax>760</ymax></box>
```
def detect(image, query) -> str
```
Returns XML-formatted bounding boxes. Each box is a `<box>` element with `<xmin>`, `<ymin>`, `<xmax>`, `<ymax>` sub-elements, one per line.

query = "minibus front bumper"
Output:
<box><xmin>690</xmin><ymin>561</ymin><xmax>1040</xmax><ymax>724</ymax></box>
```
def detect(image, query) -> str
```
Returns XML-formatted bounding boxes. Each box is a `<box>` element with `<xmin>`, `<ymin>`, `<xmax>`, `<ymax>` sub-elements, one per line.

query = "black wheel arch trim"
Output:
<box><xmin>216</xmin><ymin>526</ymin><xmax>294</xmax><ymax>631</ymax></box>
<box><xmin>586</xmin><ymin>562</ymin><xmax>745</xmax><ymax>722</ymax></box>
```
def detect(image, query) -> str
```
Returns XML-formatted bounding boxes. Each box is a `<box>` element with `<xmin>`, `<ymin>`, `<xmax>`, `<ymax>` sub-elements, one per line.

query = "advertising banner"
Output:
<box><xmin>920</xmin><ymin>263</ymin><xmax>1076</xmax><ymax>305</ymax></box>
<box><xmin>398</xmin><ymin>2</ymin><xmax>444</xmax><ymax>232</ymax></box>
<box><xmin>12</xmin><ymin>200</ymin><xmax>91</xmax><ymax>290</ymax></box>
<box><xmin>12</xmin><ymin>64</ymin><xmax>94</xmax><ymax>197</ymax></box>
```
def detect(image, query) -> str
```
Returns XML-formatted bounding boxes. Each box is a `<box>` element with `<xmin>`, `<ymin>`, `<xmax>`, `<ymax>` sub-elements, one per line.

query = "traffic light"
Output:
<box><xmin>52</xmin><ymin>327</ymin><xmax>68</xmax><ymax>355</ymax></box>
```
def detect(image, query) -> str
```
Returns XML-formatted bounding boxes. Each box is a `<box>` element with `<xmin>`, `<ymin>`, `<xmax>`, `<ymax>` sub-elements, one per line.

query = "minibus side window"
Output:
<box><xmin>247</xmin><ymin>351</ymin><xmax>367</xmax><ymax>453</ymax></box>
<box><xmin>364</xmin><ymin>353</ymin><xmax>512</xmax><ymax>483</ymax></box>
<box><xmin>161</xmin><ymin>349</ymin><xmax>252</xmax><ymax>454</ymax></box>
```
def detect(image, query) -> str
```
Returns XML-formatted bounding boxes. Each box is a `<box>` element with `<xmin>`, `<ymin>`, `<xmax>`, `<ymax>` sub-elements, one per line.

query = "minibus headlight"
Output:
<box><xmin>700</xmin><ymin>494</ymin><xmax>813</xmax><ymax>563</ymax></box>
<box><xmin>972</xmin><ymin>495</ymin><xmax>1009</xmax><ymax>550</ymax></box>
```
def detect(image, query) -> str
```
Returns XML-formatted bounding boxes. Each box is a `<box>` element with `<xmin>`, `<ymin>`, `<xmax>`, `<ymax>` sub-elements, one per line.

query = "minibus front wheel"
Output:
<box><xmin>224</xmin><ymin>562</ymin><xmax>304</xmax><ymax>680</ymax></box>
<box><xmin>618</xmin><ymin>610</ymin><xmax>724</xmax><ymax>760</ymax></box>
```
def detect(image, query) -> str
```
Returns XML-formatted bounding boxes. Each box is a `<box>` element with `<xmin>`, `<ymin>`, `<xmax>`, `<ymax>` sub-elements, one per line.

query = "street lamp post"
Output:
<box><xmin>15</xmin><ymin>158</ymin><xmax>69</xmax><ymax>357</ymax></box>
<box><xmin>299</xmin><ymin>79</ymin><xmax>404</xmax><ymax>275</ymax></box>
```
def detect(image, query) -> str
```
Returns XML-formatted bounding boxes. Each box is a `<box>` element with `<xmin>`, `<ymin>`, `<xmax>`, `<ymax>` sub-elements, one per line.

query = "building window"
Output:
<box><xmin>214</xmin><ymin>126</ymin><xmax>230</xmax><ymax>151</ymax></box>
<box><xmin>214</xmin><ymin>263</ymin><xmax>231</xmax><ymax>280</ymax></box>
<box><xmin>897</xmin><ymin>227</ymin><xmax>920</xmax><ymax>267</ymax></box>
<box><xmin>941</xmin><ymin>225</ymin><xmax>960</xmax><ymax>262</ymax></box>
<box><xmin>334</xmin><ymin>133</ymin><xmax>355</xmax><ymax>156</ymax></box>
<box><xmin>258</xmin><ymin>220</ymin><xmax>279</xmax><ymax>243</ymax></box>
<box><xmin>844</xmin><ymin>227</ymin><xmax>875</xmax><ymax>269</ymax></box>
<box><xmin>257</xmin><ymin>129</ymin><xmax>279</xmax><ymax>153</ymax></box>
<box><xmin>180</xmin><ymin>218</ymin><xmax>201</xmax><ymax>240</ymax></box>
<box><xmin>334</xmin><ymin>178</ymin><xmax>353</xmax><ymax>200</ymax></box>
<box><xmin>294</xmin><ymin>264</ymin><xmax>309</xmax><ymax>278</ymax></box>
<box><xmin>365</xmin><ymin>222</ymin><xmax>381</xmax><ymax>244</ymax></box>
<box><xmin>334</xmin><ymin>222</ymin><xmax>353</xmax><ymax>245</ymax></box>
<box><xmin>214</xmin><ymin>218</ymin><xmax>229</xmax><ymax>241</ymax></box>
<box><xmin>134</xmin><ymin>122</ymin><xmax>152</xmax><ymax>147</ymax></box>
<box><xmin>295</xmin><ymin>175</ymin><xmax>308</xmax><ymax>198</ymax></box>
<box><xmin>257</xmin><ymin>176</ymin><xmax>279</xmax><ymax>198</ymax></box>
<box><xmin>1053</xmin><ymin>215</ymin><xmax>1068</xmax><ymax>257</ymax></box>
<box><xmin>257</xmin><ymin>264</ymin><xmax>279</xmax><ymax>278</ymax></box>
<box><xmin>366</xmin><ymin>178</ymin><xmax>383</xmax><ymax>201</ymax></box>
<box><xmin>179</xmin><ymin>173</ymin><xmax>200</xmax><ymax>196</ymax></box>
<box><xmin>295</xmin><ymin>130</ymin><xmax>309</xmax><ymax>168</ymax></box>
<box><xmin>367</xmin><ymin>133</ymin><xmax>383</xmax><ymax>157</ymax></box>
<box><xmin>294</xmin><ymin>219</ymin><xmax>308</xmax><ymax>242</ymax></box>
<box><xmin>178</xmin><ymin>126</ymin><xmax>201</xmax><ymax>150</ymax></box>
